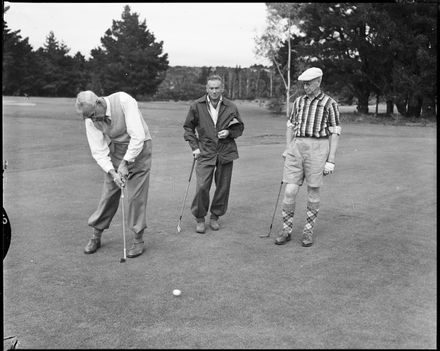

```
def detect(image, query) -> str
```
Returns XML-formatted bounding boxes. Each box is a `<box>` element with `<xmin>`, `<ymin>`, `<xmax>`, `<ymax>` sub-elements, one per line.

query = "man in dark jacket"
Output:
<box><xmin>183</xmin><ymin>74</ymin><xmax>244</xmax><ymax>233</ymax></box>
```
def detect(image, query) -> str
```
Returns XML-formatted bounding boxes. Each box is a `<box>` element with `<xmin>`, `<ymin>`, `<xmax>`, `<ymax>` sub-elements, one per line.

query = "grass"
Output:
<box><xmin>2</xmin><ymin>96</ymin><xmax>437</xmax><ymax>349</ymax></box>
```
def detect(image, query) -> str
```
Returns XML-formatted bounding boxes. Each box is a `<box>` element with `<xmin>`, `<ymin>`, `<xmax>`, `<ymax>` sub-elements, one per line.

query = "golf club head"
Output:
<box><xmin>259</xmin><ymin>233</ymin><xmax>271</xmax><ymax>238</ymax></box>
<box><xmin>120</xmin><ymin>258</ymin><xmax>126</xmax><ymax>263</ymax></box>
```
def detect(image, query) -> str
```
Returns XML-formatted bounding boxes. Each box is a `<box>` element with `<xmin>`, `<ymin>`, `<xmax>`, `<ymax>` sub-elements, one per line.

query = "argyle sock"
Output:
<box><xmin>303</xmin><ymin>201</ymin><xmax>320</xmax><ymax>237</ymax></box>
<box><xmin>282</xmin><ymin>202</ymin><xmax>296</xmax><ymax>234</ymax></box>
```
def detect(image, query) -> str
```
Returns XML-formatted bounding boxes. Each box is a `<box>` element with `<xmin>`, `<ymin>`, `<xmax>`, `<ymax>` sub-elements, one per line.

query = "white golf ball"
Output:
<box><xmin>173</xmin><ymin>289</ymin><xmax>181</xmax><ymax>296</ymax></box>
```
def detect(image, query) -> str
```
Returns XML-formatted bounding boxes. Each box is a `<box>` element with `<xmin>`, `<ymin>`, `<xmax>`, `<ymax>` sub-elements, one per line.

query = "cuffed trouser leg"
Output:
<box><xmin>191</xmin><ymin>162</ymin><xmax>215</xmax><ymax>220</ymax></box>
<box><xmin>126</xmin><ymin>141</ymin><xmax>152</xmax><ymax>234</ymax></box>
<box><xmin>210</xmin><ymin>160</ymin><xmax>233</xmax><ymax>219</ymax></box>
<box><xmin>88</xmin><ymin>175</ymin><xmax>121</xmax><ymax>231</ymax></box>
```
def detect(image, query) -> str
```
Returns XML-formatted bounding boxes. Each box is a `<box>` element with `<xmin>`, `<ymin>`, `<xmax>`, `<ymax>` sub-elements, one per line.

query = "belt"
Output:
<box><xmin>296</xmin><ymin>135</ymin><xmax>329</xmax><ymax>139</ymax></box>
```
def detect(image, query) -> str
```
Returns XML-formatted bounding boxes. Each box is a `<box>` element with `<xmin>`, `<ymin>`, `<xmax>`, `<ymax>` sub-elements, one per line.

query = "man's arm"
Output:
<box><xmin>324</xmin><ymin>100</ymin><xmax>341</xmax><ymax>175</ymax></box>
<box><xmin>85</xmin><ymin>120</ymin><xmax>125</xmax><ymax>187</ymax></box>
<box><xmin>183</xmin><ymin>105</ymin><xmax>200</xmax><ymax>151</ymax></box>
<box><xmin>121</xmin><ymin>94</ymin><xmax>146</xmax><ymax>163</ymax></box>
<box><xmin>327</xmin><ymin>133</ymin><xmax>339</xmax><ymax>163</ymax></box>
<box><xmin>115</xmin><ymin>94</ymin><xmax>147</xmax><ymax>180</ymax></box>
<box><xmin>282</xmin><ymin>120</ymin><xmax>295</xmax><ymax>158</ymax></box>
<box><xmin>226</xmin><ymin>108</ymin><xmax>244</xmax><ymax>139</ymax></box>
<box><xmin>85</xmin><ymin>119</ymin><xmax>113</xmax><ymax>173</ymax></box>
<box><xmin>327</xmin><ymin>100</ymin><xmax>341</xmax><ymax>164</ymax></box>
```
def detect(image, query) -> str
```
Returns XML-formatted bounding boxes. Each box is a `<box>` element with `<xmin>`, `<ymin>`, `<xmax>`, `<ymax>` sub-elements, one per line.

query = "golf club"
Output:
<box><xmin>177</xmin><ymin>157</ymin><xmax>196</xmax><ymax>233</ymax></box>
<box><xmin>119</xmin><ymin>186</ymin><xmax>127</xmax><ymax>263</ymax></box>
<box><xmin>260</xmin><ymin>180</ymin><xmax>284</xmax><ymax>238</ymax></box>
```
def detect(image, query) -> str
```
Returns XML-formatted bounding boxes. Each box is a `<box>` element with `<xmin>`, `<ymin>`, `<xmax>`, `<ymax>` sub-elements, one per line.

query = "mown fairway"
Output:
<box><xmin>2</xmin><ymin>97</ymin><xmax>436</xmax><ymax>349</ymax></box>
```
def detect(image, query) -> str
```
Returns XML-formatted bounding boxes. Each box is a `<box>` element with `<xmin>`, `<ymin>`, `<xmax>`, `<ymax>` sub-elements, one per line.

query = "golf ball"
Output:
<box><xmin>173</xmin><ymin>289</ymin><xmax>181</xmax><ymax>296</ymax></box>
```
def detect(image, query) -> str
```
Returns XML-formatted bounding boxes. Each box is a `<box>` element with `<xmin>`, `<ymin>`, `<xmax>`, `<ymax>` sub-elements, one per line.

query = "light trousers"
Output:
<box><xmin>88</xmin><ymin>140</ymin><xmax>152</xmax><ymax>234</ymax></box>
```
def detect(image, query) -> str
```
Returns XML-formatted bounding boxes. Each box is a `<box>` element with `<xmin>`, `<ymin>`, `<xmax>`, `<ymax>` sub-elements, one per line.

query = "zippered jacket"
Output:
<box><xmin>183</xmin><ymin>95</ymin><xmax>244</xmax><ymax>165</ymax></box>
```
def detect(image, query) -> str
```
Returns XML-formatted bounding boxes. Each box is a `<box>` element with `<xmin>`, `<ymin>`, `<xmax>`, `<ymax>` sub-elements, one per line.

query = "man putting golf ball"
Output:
<box><xmin>275</xmin><ymin>67</ymin><xmax>341</xmax><ymax>247</ymax></box>
<box><xmin>75</xmin><ymin>90</ymin><xmax>153</xmax><ymax>259</ymax></box>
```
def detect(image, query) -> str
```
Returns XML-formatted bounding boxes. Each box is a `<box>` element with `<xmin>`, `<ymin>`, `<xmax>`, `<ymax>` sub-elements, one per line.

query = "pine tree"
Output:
<box><xmin>89</xmin><ymin>5</ymin><xmax>169</xmax><ymax>98</ymax></box>
<box><xmin>3</xmin><ymin>6</ymin><xmax>36</xmax><ymax>95</ymax></box>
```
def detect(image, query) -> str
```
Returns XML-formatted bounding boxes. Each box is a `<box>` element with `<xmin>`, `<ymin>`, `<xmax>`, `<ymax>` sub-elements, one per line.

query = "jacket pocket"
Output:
<box><xmin>217</xmin><ymin>139</ymin><xmax>238</xmax><ymax>162</ymax></box>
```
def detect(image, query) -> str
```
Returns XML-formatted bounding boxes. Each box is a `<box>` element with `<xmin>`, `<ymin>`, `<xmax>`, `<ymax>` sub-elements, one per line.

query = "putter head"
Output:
<box><xmin>120</xmin><ymin>258</ymin><xmax>126</xmax><ymax>263</ymax></box>
<box><xmin>259</xmin><ymin>233</ymin><xmax>271</xmax><ymax>238</ymax></box>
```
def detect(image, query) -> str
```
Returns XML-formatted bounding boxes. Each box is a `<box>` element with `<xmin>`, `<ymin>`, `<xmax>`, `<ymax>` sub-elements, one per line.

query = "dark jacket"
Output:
<box><xmin>183</xmin><ymin>95</ymin><xmax>244</xmax><ymax>165</ymax></box>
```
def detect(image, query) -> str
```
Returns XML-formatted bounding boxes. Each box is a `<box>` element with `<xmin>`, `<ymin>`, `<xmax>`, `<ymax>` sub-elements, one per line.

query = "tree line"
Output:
<box><xmin>3</xmin><ymin>5</ymin><xmax>169</xmax><ymax>99</ymax></box>
<box><xmin>3</xmin><ymin>4</ymin><xmax>284</xmax><ymax>102</ymax></box>
<box><xmin>154</xmin><ymin>65</ymin><xmax>285</xmax><ymax>101</ymax></box>
<box><xmin>3</xmin><ymin>3</ymin><xmax>437</xmax><ymax>118</ymax></box>
<box><xmin>255</xmin><ymin>2</ymin><xmax>437</xmax><ymax>118</ymax></box>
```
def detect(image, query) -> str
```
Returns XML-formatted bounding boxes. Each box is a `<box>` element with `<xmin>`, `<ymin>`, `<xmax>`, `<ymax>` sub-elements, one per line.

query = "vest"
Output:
<box><xmin>93</xmin><ymin>92</ymin><xmax>151</xmax><ymax>144</ymax></box>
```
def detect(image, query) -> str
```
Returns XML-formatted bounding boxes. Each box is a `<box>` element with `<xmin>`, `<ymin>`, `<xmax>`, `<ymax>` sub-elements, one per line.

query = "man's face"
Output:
<box><xmin>82</xmin><ymin>100</ymin><xmax>106</xmax><ymax>121</ymax></box>
<box><xmin>206</xmin><ymin>79</ymin><xmax>224</xmax><ymax>101</ymax></box>
<box><xmin>303</xmin><ymin>77</ymin><xmax>321</xmax><ymax>96</ymax></box>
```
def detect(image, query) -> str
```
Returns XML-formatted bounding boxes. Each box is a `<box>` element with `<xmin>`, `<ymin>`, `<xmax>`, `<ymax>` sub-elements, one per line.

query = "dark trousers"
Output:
<box><xmin>191</xmin><ymin>159</ymin><xmax>233</xmax><ymax>221</ymax></box>
<box><xmin>88</xmin><ymin>140</ymin><xmax>152</xmax><ymax>234</ymax></box>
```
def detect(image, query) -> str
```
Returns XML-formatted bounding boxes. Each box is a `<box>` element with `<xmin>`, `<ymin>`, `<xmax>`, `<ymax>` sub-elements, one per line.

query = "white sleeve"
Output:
<box><xmin>85</xmin><ymin>119</ymin><xmax>114</xmax><ymax>173</ymax></box>
<box><xmin>120</xmin><ymin>93</ymin><xmax>146</xmax><ymax>162</ymax></box>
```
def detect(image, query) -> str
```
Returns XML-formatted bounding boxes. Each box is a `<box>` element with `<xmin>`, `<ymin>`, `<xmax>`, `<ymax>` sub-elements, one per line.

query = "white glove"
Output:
<box><xmin>192</xmin><ymin>148</ymin><xmax>201</xmax><ymax>159</ymax></box>
<box><xmin>323</xmin><ymin>162</ymin><xmax>335</xmax><ymax>176</ymax></box>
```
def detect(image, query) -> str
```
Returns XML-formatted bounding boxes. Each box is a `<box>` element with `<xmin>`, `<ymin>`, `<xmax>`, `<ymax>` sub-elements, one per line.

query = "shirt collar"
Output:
<box><xmin>207</xmin><ymin>94</ymin><xmax>223</xmax><ymax>106</ymax></box>
<box><xmin>305</xmin><ymin>91</ymin><xmax>325</xmax><ymax>101</ymax></box>
<box><xmin>103</xmin><ymin>96</ymin><xmax>111</xmax><ymax>119</ymax></box>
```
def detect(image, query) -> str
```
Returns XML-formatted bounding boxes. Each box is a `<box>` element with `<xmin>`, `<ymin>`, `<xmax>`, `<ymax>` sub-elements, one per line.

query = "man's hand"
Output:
<box><xmin>117</xmin><ymin>160</ymin><xmax>129</xmax><ymax>180</ymax></box>
<box><xmin>217</xmin><ymin>130</ymin><xmax>230</xmax><ymax>139</ymax></box>
<box><xmin>192</xmin><ymin>148</ymin><xmax>201</xmax><ymax>159</ymax></box>
<box><xmin>282</xmin><ymin>150</ymin><xmax>288</xmax><ymax>159</ymax></box>
<box><xmin>323</xmin><ymin>162</ymin><xmax>335</xmax><ymax>176</ymax></box>
<box><xmin>109</xmin><ymin>169</ymin><xmax>126</xmax><ymax>188</ymax></box>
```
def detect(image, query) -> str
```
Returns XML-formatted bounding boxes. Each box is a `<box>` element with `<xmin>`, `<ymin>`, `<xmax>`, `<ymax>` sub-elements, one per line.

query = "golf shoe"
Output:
<box><xmin>274</xmin><ymin>230</ymin><xmax>291</xmax><ymax>245</ymax></box>
<box><xmin>302</xmin><ymin>232</ymin><xmax>313</xmax><ymax>247</ymax></box>
<box><xmin>84</xmin><ymin>238</ymin><xmax>101</xmax><ymax>254</ymax></box>
<box><xmin>209</xmin><ymin>218</ymin><xmax>220</xmax><ymax>231</ymax></box>
<box><xmin>196</xmin><ymin>221</ymin><xmax>206</xmax><ymax>234</ymax></box>
<box><xmin>127</xmin><ymin>240</ymin><xmax>144</xmax><ymax>258</ymax></box>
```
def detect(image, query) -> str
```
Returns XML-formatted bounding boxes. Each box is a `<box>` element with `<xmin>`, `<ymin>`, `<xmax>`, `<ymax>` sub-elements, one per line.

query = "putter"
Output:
<box><xmin>119</xmin><ymin>186</ymin><xmax>127</xmax><ymax>263</ymax></box>
<box><xmin>177</xmin><ymin>157</ymin><xmax>196</xmax><ymax>233</ymax></box>
<box><xmin>260</xmin><ymin>180</ymin><xmax>284</xmax><ymax>238</ymax></box>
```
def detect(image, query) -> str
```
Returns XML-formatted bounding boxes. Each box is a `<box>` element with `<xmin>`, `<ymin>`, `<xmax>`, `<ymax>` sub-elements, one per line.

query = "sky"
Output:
<box><xmin>4</xmin><ymin>2</ymin><xmax>271</xmax><ymax>67</ymax></box>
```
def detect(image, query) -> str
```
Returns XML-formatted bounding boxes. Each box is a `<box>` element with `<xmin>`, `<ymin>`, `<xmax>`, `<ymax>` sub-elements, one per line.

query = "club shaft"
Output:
<box><xmin>268</xmin><ymin>181</ymin><xmax>283</xmax><ymax>234</ymax></box>
<box><xmin>121</xmin><ymin>188</ymin><xmax>126</xmax><ymax>259</ymax></box>
<box><xmin>178</xmin><ymin>157</ymin><xmax>196</xmax><ymax>219</ymax></box>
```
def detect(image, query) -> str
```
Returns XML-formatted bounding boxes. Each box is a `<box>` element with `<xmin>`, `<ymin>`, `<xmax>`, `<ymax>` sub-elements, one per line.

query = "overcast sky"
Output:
<box><xmin>4</xmin><ymin>2</ymin><xmax>271</xmax><ymax>67</ymax></box>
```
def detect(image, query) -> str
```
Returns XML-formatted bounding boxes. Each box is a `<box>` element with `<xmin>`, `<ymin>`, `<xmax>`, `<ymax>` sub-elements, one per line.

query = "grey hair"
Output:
<box><xmin>206</xmin><ymin>74</ymin><xmax>224</xmax><ymax>86</ymax></box>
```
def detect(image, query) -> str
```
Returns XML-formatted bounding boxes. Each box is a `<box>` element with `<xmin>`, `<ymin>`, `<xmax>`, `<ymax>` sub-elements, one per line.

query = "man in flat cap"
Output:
<box><xmin>275</xmin><ymin>67</ymin><xmax>341</xmax><ymax>247</ymax></box>
<box><xmin>75</xmin><ymin>90</ymin><xmax>152</xmax><ymax>258</ymax></box>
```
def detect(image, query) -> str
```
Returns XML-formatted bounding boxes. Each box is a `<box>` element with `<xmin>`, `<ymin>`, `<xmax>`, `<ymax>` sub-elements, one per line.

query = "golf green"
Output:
<box><xmin>3</xmin><ymin>97</ymin><xmax>436</xmax><ymax>348</ymax></box>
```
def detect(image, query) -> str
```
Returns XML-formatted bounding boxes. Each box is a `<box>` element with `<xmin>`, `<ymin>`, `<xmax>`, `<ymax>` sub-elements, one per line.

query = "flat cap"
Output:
<box><xmin>298</xmin><ymin>67</ymin><xmax>323</xmax><ymax>81</ymax></box>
